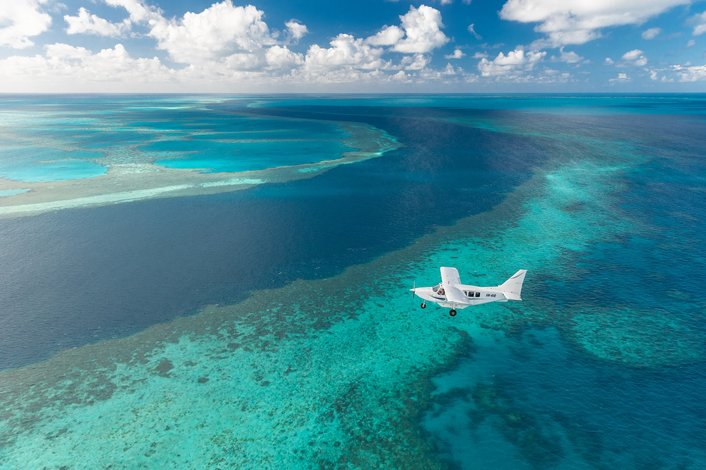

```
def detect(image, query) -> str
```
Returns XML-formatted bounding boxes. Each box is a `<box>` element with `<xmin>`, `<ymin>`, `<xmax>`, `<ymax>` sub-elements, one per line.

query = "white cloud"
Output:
<box><xmin>12</xmin><ymin>0</ymin><xmax>694</xmax><ymax>91</ymax></box>
<box><xmin>392</xmin><ymin>5</ymin><xmax>449</xmax><ymax>53</ymax></box>
<box><xmin>467</xmin><ymin>23</ymin><xmax>481</xmax><ymax>39</ymax></box>
<box><xmin>500</xmin><ymin>0</ymin><xmax>690</xmax><ymax>46</ymax></box>
<box><xmin>0</xmin><ymin>1</ymin><xmax>463</xmax><ymax>90</ymax></box>
<box><xmin>690</xmin><ymin>10</ymin><xmax>706</xmax><ymax>36</ymax></box>
<box><xmin>266</xmin><ymin>45</ymin><xmax>303</xmax><ymax>69</ymax></box>
<box><xmin>622</xmin><ymin>49</ymin><xmax>648</xmax><ymax>66</ymax></box>
<box><xmin>220</xmin><ymin>53</ymin><xmax>263</xmax><ymax>71</ymax></box>
<box><xmin>610</xmin><ymin>72</ymin><xmax>630</xmax><ymax>82</ymax></box>
<box><xmin>0</xmin><ymin>43</ymin><xmax>173</xmax><ymax>91</ymax></box>
<box><xmin>148</xmin><ymin>2</ymin><xmax>275</xmax><ymax>64</ymax></box>
<box><xmin>477</xmin><ymin>47</ymin><xmax>546</xmax><ymax>79</ymax></box>
<box><xmin>445</xmin><ymin>48</ymin><xmax>465</xmax><ymax>59</ymax></box>
<box><xmin>305</xmin><ymin>34</ymin><xmax>386</xmax><ymax>72</ymax></box>
<box><xmin>672</xmin><ymin>64</ymin><xmax>706</xmax><ymax>81</ymax></box>
<box><xmin>285</xmin><ymin>20</ymin><xmax>307</xmax><ymax>42</ymax></box>
<box><xmin>558</xmin><ymin>48</ymin><xmax>583</xmax><ymax>64</ymax></box>
<box><xmin>104</xmin><ymin>0</ymin><xmax>161</xmax><ymax>23</ymax></box>
<box><xmin>400</xmin><ymin>53</ymin><xmax>430</xmax><ymax>70</ymax></box>
<box><xmin>687</xmin><ymin>39</ymin><xmax>696</xmax><ymax>47</ymax></box>
<box><xmin>65</xmin><ymin>7</ymin><xmax>130</xmax><ymax>37</ymax></box>
<box><xmin>366</xmin><ymin>25</ymin><xmax>405</xmax><ymax>47</ymax></box>
<box><xmin>642</xmin><ymin>27</ymin><xmax>661</xmax><ymax>39</ymax></box>
<box><xmin>605</xmin><ymin>57</ymin><xmax>614</xmax><ymax>65</ymax></box>
<box><xmin>0</xmin><ymin>0</ymin><xmax>52</xmax><ymax>49</ymax></box>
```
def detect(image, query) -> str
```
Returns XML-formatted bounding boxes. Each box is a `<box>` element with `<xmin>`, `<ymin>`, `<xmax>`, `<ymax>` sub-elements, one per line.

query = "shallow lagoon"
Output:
<box><xmin>1</xmin><ymin>95</ymin><xmax>705</xmax><ymax>468</ymax></box>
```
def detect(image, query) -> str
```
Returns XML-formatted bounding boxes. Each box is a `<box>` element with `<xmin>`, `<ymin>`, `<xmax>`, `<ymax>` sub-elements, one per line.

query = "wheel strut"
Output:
<box><xmin>420</xmin><ymin>302</ymin><xmax>427</xmax><ymax>309</ymax></box>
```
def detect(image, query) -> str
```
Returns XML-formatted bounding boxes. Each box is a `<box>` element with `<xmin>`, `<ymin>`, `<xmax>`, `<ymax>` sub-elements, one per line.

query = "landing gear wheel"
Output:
<box><xmin>420</xmin><ymin>302</ymin><xmax>427</xmax><ymax>309</ymax></box>
<box><xmin>449</xmin><ymin>309</ymin><xmax>457</xmax><ymax>317</ymax></box>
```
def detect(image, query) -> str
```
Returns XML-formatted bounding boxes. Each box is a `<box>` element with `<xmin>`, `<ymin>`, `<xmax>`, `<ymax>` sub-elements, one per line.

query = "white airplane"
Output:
<box><xmin>411</xmin><ymin>267</ymin><xmax>527</xmax><ymax>316</ymax></box>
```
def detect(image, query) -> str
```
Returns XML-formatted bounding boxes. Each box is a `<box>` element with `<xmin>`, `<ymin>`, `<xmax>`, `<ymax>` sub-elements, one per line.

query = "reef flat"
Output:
<box><xmin>0</xmin><ymin>120</ymin><xmax>398</xmax><ymax>218</ymax></box>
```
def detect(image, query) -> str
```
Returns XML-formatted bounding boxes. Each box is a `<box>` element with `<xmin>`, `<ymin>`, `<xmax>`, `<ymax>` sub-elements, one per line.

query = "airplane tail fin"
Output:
<box><xmin>500</xmin><ymin>269</ymin><xmax>527</xmax><ymax>301</ymax></box>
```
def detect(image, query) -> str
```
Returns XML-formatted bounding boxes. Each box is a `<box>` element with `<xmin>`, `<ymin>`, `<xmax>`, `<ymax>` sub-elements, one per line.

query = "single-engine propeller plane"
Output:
<box><xmin>412</xmin><ymin>267</ymin><xmax>527</xmax><ymax>317</ymax></box>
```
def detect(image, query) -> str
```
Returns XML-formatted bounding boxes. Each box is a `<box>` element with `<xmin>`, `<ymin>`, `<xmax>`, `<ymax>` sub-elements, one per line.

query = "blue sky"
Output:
<box><xmin>1</xmin><ymin>0</ymin><xmax>706</xmax><ymax>92</ymax></box>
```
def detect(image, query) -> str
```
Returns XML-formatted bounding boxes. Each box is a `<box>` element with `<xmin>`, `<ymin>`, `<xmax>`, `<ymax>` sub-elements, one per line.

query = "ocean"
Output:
<box><xmin>0</xmin><ymin>95</ymin><xmax>705</xmax><ymax>468</ymax></box>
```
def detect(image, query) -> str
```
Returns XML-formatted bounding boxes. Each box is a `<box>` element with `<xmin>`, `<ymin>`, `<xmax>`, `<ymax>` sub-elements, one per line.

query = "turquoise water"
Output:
<box><xmin>1</xmin><ymin>95</ymin><xmax>705</xmax><ymax>468</ymax></box>
<box><xmin>0</xmin><ymin>146</ymin><xmax>106</xmax><ymax>182</ymax></box>
<box><xmin>0</xmin><ymin>96</ymin><xmax>357</xmax><ymax>182</ymax></box>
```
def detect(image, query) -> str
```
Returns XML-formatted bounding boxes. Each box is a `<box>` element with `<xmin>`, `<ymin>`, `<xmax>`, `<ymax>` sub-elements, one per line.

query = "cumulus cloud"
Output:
<box><xmin>65</xmin><ymin>7</ymin><xmax>130</xmax><ymax>37</ymax></box>
<box><xmin>395</xmin><ymin>5</ymin><xmax>449</xmax><ymax>53</ymax></box>
<box><xmin>445</xmin><ymin>48</ymin><xmax>465</xmax><ymax>59</ymax></box>
<box><xmin>477</xmin><ymin>47</ymin><xmax>546</xmax><ymax>79</ymax></box>
<box><xmin>642</xmin><ymin>27</ymin><xmax>661</xmax><ymax>39</ymax></box>
<box><xmin>305</xmin><ymin>34</ymin><xmax>386</xmax><ymax>72</ymax></box>
<box><xmin>366</xmin><ymin>25</ymin><xmax>405</xmax><ymax>47</ymax></box>
<box><xmin>400</xmin><ymin>53</ymin><xmax>430</xmax><ymax>70</ymax></box>
<box><xmin>610</xmin><ymin>72</ymin><xmax>630</xmax><ymax>82</ymax></box>
<box><xmin>672</xmin><ymin>64</ymin><xmax>706</xmax><ymax>81</ymax></box>
<box><xmin>557</xmin><ymin>48</ymin><xmax>583</xmax><ymax>64</ymax></box>
<box><xmin>500</xmin><ymin>0</ymin><xmax>690</xmax><ymax>46</ymax></box>
<box><xmin>0</xmin><ymin>0</ymin><xmax>52</xmax><ymax>49</ymax></box>
<box><xmin>369</xmin><ymin>5</ymin><xmax>449</xmax><ymax>54</ymax></box>
<box><xmin>622</xmin><ymin>49</ymin><xmax>648</xmax><ymax>66</ymax></box>
<box><xmin>266</xmin><ymin>45</ymin><xmax>303</xmax><ymax>69</ymax></box>
<box><xmin>0</xmin><ymin>42</ymin><xmax>173</xmax><ymax>91</ymax></box>
<box><xmin>285</xmin><ymin>20</ymin><xmax>307</xmax><ymax>42</ymax></box>
<box><xmin>690</xmin><ymin>10</ymin><xmax>706</xmax><ymax>36</ymax></box>
<box><xmin>1</xmin><ymin>1</ymin><xmax>469</xmax><ymax>91</ymax></box>
<box><xmin>2</xmin><ymin>0</ymin><xmax>599</xmax><ymax>90</ymax></box>
<box><xmin>148</xmin><ymin>2</ymin><xmax>275</xmax><ymax>64</ymax></box>
<box><xmin>298</xmin><ymin>5</ymin><xmax>455</xmax><ymax>85</ymax></box>
<box><xmin>104</xmin><ymin>0</ymin><xmax>162</xmax><ymax>23</ymax></box>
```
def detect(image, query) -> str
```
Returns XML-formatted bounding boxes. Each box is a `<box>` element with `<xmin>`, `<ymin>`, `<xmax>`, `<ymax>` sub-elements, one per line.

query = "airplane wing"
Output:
<box><xmin>440</xmin><ymin>267</ymin><xmax>461</xmax><ymax>286</ymax></box>
<box><xmin>440</xmin><ymin>267</ymin><xmax>467</xmax><ymax>304</ymax></box>
<box><xmin>444</xmin><ymin>285</ymin><xmax>467</xmax><ymax>303</ymax></box>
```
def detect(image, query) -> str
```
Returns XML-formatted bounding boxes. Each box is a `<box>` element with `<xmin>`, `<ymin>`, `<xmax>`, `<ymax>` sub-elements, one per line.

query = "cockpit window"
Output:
<box><xmin>432</xmin><ymin>284</ymin><xmax>445</xmax><ymax>296</ymax></box>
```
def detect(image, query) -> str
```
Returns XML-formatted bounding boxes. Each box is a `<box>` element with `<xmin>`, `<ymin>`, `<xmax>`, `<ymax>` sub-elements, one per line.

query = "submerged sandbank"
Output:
<box><xmin>0</xmin><ymin>121</ymin><xmax>399</xmax><ymax>218</ymax></box>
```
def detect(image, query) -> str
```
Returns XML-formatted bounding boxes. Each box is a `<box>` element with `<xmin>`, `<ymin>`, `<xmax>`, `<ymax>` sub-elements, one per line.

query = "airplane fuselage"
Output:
<box><xmin>412</xmin><ymin>267</ymin><xmax>526</xmax><ymax>316</ymax></box>
<box><xmin>413</xmin><ymin>284</ymin><xmax>507</xmax><ymax>309</ymax></box>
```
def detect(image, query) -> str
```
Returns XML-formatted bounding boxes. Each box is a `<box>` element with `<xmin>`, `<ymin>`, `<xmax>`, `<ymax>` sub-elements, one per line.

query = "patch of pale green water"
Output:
<box><xmin>1</xmin><ymin>139</ymin><xmax>700</xmax><ymax>467</ymax></box>
<box><xmin>0</xmin><ymin>188</ymin><xmax>29</xmax><ymax>197</ymax></box>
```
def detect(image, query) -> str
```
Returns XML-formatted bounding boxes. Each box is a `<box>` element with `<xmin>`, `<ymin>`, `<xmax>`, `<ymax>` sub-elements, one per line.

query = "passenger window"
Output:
<box><xmin>475</xmin><ymin>292</ymin><xmax>481</xmax><ymax>297</ymax></box>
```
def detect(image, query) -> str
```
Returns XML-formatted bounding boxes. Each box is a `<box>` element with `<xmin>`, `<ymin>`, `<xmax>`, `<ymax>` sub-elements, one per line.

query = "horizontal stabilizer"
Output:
<box><xmin>499</xmin><ymin>269</ymin><xmax>527</xmax><ymax>301</ymax></box>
